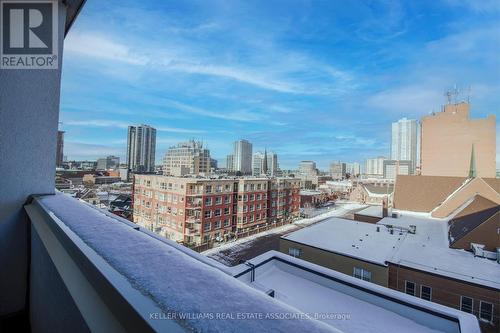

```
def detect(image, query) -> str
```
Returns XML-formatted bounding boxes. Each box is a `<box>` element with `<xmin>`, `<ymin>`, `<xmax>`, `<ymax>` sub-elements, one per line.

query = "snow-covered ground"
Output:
<box><xmin>202</xmin><ymin>202</ymin><xmax>367</xmax><ymax>264</ymax></box>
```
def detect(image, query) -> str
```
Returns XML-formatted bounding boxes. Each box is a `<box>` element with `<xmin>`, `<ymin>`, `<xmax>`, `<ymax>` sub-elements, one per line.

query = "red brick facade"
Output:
<box><xmin>388</xmin><ymin>263</ymin><xmax>499</xmax><ymax>333</ymax></box>
<box><xmin>133</xmin><ymin>176</ymin><xmax>300</xmax><ymax>246</ymax></box>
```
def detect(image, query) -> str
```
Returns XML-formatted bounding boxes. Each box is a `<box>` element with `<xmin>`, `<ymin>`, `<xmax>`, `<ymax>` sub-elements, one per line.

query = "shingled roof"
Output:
<box><xmin>448</xmin><ymin>196</ymin><xmax>499</xmax><ymax>248</ymax></box>
<box><xmin>393</xmin><ymin>175</ymin><xmax>467</xmax><ymax>212</ymax></box>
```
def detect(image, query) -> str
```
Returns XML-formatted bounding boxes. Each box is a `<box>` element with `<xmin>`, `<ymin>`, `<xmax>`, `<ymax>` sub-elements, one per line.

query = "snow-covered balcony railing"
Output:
<box><xmin>24</xmin><ymin>193</ymin><xmax>335</xmax><ymax>333</ymax></box>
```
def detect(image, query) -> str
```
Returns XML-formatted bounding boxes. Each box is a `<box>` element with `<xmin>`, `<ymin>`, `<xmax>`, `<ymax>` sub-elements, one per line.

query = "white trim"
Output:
<box><xmin>460</xmin><ymin>296</ymin><xmax>474</xmax><ymax>314</ymax></box>
<box><xmin>420</xmin><ymin>285</ymin><xmax>432</xmax><ymax>301</ymax></box>
<box><xmin>479</xmin><ymin>300</ymin><xmax>494</xmax><ymax>323</ymax></box>
<box><xmin>405</xmin><ymin>280</ymin><xmax>416</xmax><ymax>296</ymax></box>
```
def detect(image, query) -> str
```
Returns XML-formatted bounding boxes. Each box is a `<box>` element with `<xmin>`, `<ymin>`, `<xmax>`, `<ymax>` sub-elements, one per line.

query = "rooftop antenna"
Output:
<box><xmin>444</xmin><ymin>86</ymin><xmax>459</xmax><ymax>105</ymax></box>
<box><xmin>445</xmin><ymin>90</ymin><xmax>452</xmax><ymax>105</ymax></box>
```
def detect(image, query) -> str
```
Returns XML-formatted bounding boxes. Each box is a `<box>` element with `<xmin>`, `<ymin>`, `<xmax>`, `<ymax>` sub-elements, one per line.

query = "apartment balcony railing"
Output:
<box><xmin>186</xmin><ymin>216</ymin><xmax>202</xmax><ymax>223</ymax></box>
<box><xmin>24</xmin><ymin>193</ymin><xmax>333</xmax><ymax>332</ymax></box>
<box><xmin>185</xmin><ymin>227</ymin><xmax>201</xmax><ymax>236</ymax></box>
<box><xmin>186</xmin><ymin>190</ymin><xmax>203</xmax><ymax>196</ymax></box>
<box><xmin>185</xmin><ymin>201</ymin><xmax>202</xmax><ymax>209</ymax></box>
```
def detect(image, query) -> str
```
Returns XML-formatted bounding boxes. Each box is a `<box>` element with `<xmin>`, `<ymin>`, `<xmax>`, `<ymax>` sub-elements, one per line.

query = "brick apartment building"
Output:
<box><xmin>133</xmin><ymin>175</ymin><xmax>300</xmax><ymax>246</ymax></box>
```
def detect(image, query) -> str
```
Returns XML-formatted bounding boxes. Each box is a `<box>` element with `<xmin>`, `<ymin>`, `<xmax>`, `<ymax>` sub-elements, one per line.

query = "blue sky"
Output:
<box><xmin>60</xmin><ymin>0</ymin><xmax>500</xmax><ymax>170</ymax></box>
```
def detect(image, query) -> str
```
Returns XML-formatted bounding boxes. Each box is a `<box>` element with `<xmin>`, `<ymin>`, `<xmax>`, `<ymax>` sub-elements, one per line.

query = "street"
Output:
<box><xmin>203</xmin><ymin>202</ymin><xmax>367</xmax><ymax>266</ymax></box>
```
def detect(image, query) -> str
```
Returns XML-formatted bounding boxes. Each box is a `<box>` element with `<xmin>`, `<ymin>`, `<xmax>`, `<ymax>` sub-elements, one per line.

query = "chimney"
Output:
<box><xmin>382</xmin><ymin>198</ymin><xmax>388</xmax><ymax>218</ymax></box>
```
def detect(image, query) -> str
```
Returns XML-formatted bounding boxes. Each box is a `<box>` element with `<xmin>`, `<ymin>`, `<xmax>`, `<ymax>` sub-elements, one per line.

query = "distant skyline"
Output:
<box><xmin>60</xmin><ymin>0</ymin><xmax>500</xmax><ymax>169</ymax></box>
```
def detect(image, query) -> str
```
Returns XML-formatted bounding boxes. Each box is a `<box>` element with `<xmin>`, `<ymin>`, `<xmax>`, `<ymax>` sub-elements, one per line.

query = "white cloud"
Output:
<box><xmin>65</xmin><ymin>33</ymin><xmax>148</xmax><ymax>65</ymax></box>
<box><xmin>151</xmin><ymin>98</ymin><xmax>265</xmax><ymax>122</ymax></box>
<box><xmin>366</xmin><ymin>86</ymin><xmax>444</xmax><ymax>116</ymax></box>
<box><xmin>444</xmin><ymin>0</ymin><xmax>500</xmax><ymax>13</ymax></box>
<box><xmin>65</xmin><ymin>141</ymin><xmax>124</xmax><ymax>160</ymax></box>
<box><xmin>64</xmin><ymin>31</ymin><xmax>356</xmax><ymax>96</ymax></box>
<box><xmin>64</xmin><ymin>119</ymin><xmax>205</xmax><ymax>133</ymax></box>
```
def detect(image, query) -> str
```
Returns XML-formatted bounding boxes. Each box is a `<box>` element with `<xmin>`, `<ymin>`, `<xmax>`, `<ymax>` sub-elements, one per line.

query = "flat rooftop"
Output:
<box><xmin>379</xmin><ymin>211</ymin><xmax>500</xmax><ymax>289</ymax></box>
<box><xmin>355</xmin><ymin>205</ymin><xmax>383</xmax><ymax>218</ymax></box>
<box><xmin>300</xmin><ymin>190</ymin><xmax>324</xmax><ymax>195</ymax></box>
<box><xmin>282</xmin><ymin>211</ymin><xmax>500</xmax><ymax>289</ymax></box>
<box><xmin>235</xmin><ymin>251</ymin><xmax>479</xmax><ymax>333</ymax></box>
<box><xmin>281</xmin><ymin>217</ymin><xmax>404</xmax><ymax>265</ymax></box>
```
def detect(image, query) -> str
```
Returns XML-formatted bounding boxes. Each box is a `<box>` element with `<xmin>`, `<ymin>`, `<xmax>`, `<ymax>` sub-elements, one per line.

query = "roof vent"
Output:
<box><xmin>471</xmin><ymin>243</ymin><xmax>498</xmax><ymax>260</ymax></box>
<box><xmin>471</xmin><ymin>243</ymin><xmax>485</xmax><ymax>257</ymax></box>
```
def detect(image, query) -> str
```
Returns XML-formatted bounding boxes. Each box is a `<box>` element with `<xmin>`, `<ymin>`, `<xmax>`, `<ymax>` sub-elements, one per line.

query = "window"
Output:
<box><xmin>215</xmin><ymin>196</ymin><xmax>222</xmax><ymax>205</ymax></box>
<box><xmin>460</xmin><ymin>296</ymin><xmax>473</xmax><ymax>314</ymax></box>
<box><xmin>405</xmin><ymin>281</ymin><xmax>415</xmax><ymax>296</ymax></box>
<box><xmin>204</xmin><ymin>222</ymin><xmax>211</xmax><ymax>231</ymax></box>
<box><xmin>214</xmin><ymin>209</ymin><xmax>221</xmax><ymax>217</ymax></box>
<box><xmin>288</xmin><ymin>247</ymin><xmax>301</xmax><ymax>258</ymax></box>
<box><xmin>204</xmin><ymin>210</ymin><xmax>211</xmax><ymax>218</ymax></box>
<box><xmin>420</xmin><ymin>285</ymin><xmax>432</xmax><ymax>301</ymax></box>
<box><xmin>353</xmin><ymin>267</ymin><xmax>372</xmax><ymax>282</ymax></box>
<box><xmin>223</xmin><ymin>219</ymin><xmax>230</xmax><ymax>227</ymax></box>
<box><xmin>214</xmin><ymin>221</ymin><xmax>221</xmax><ymax>229</ymax></box>
<box><xmin>205</xmin><ymin>197</ymin><xmax>212</xmax><ymax>206</ymax></box>
<box><xmin>479</xmin><ymin>301</ymin><xmax>493</xmax><ymax>322</ymax></box>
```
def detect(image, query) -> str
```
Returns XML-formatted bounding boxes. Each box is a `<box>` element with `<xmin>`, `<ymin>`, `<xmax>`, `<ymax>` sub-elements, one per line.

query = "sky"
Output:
<box><xmin>60</xmin><ymin>0</ymin><xmax>500</xmax><ymax>170</ymax></box>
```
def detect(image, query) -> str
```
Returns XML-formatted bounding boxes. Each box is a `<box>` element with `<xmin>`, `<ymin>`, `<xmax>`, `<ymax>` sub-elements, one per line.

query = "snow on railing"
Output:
<box><xmin>28</xmin><ymin>193</ymin><xmax>336</xmax><ymax>333</ymax></box>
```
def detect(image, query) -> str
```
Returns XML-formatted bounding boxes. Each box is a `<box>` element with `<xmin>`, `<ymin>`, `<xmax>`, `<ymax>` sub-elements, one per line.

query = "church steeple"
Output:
<box><xmin>468</xmin><ymin>144</ymin><xmax>477</xmax><ymax>178</ymax></box>
<box><xmin>262</xmin><ymin>149</ymin><xmax>268</xmax><ymax>175</ymax></box>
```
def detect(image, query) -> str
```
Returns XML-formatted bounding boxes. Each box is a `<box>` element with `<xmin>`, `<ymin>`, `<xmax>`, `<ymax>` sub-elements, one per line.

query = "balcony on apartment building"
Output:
<box><xmin>185</xmin><ymin>198</ymin><xmax>202</xmax><ymax>209</ymax></box>
<box><xmin>0</xmin><ymin>1</ymin><xmax>483</xmax><ymax>332</ymax></box>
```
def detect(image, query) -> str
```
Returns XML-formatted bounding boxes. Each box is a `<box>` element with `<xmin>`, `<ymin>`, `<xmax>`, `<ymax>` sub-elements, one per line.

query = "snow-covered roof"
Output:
<box><xmin>355</xmin><ymin>205</ymin><xmax>383</xmax><ymax>218</ymax></box>
<box><xmin>281</xmin><ymin>217</ymin><xmax>404</xmax><ymax>266</ymax></box>
<box><xmin>236</xmin><ymin>251</ymin><xmax>479</xmax><ymax>333</ymax></box>
<box><xmin>282</xmin><ymin>210</ymin><xmax>500</xmax><ymax>289</ymax></box>
<box><xmin>300</xmin><ymin>190</ymin><xmax>324</xmax><ymax>196</ymax></box>
<box><xmin>363</xmin><ymin>184</ymin><xmax>393</xmax><ymax>198</ymax></box>
<box><xmin>379</xmin><ymin>211</ymin><xmax>500</xmax><ymax>289</ymax></box>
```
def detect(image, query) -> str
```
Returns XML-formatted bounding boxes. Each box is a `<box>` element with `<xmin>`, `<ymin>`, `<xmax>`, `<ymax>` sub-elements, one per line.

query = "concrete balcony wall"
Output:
<box><xmin>24</xmin><ymin>193</ymin><xmax>335</xmax><ymax>332</ymax></box>
<box><xmin>30</xmin><ymin>230</ymin><xmax>90</xmax><ymax>333</ymax></box>
<box><xmin>0</xmin><ymin>1</ymin><xmax>67</xmax><ymax>317</ymax></box>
